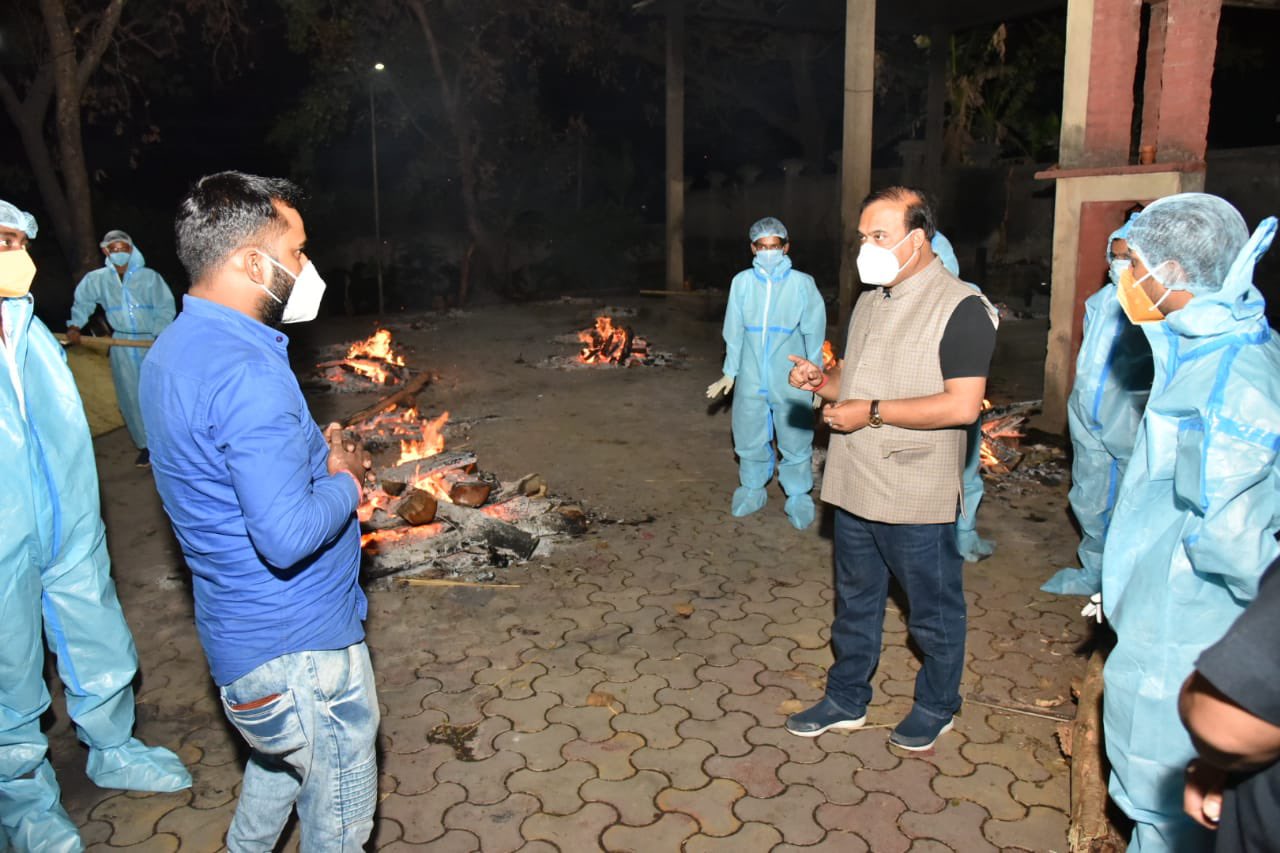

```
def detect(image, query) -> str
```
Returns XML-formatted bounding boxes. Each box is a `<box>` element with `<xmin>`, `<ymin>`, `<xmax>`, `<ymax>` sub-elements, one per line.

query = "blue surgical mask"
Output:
<box><xmin>108</xmin><ymin>251</ymin><xmax>131</xmax><ymax>267</ymax></box>
<box><xmin>754</xmin><ymin>249</ymin><xmax>786</xmax><ymax>273</ymax></box>
<box><xmin>1109</xmin><ymin>258</ymin><xmax>1130</xmax><ymax>288</ymax></box>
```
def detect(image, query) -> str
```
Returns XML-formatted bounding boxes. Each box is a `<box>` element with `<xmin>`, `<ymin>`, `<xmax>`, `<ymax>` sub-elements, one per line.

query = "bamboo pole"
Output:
<box><xmin>55</xmin><ymin>334</ymin><xmax>151</xmax><ymax>349</ymax></box>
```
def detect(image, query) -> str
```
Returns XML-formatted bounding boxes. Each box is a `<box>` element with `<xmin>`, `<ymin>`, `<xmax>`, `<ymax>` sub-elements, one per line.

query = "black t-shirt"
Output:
<box><xmin>939</xmin><ymin>295</ymin><xmax>997</xmax><ymax>380</ymax></box>
<box><xmin>1196</xmin><ymin>558</ymin><xmax>1280</xmax><ymax>853</ymax></box>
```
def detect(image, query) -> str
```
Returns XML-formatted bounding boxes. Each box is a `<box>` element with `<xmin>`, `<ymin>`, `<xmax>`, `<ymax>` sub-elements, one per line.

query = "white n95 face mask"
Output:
<box><xmin>856</xmin><ymin>230</ymin><xmax>919</xmax><ymax>286</ymax></box>
<box><xmin>261</xmin><ymin>255</ymin><xmax>327</xmax><ymax>324</ymax></box>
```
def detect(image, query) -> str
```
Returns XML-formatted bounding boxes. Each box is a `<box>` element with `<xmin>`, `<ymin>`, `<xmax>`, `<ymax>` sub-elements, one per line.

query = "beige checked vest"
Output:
<box><xmin>821</xmin><ymin>258</ymin><xmax>990</xmax><ymax>524</ymax></box>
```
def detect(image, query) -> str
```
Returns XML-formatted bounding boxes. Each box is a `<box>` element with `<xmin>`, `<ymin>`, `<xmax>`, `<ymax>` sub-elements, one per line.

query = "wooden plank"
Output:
<box><xmin>55</xmin><ymin>334</ymin><xmax>152</xmax><ymax>349</ymax></box>
<box><xmin>380</xmin><ymin>451</ymin><xmax>477</xmax><ymax>493</ymax></box>
<box><xmin>340</xmin><ymin>371</ymin><xmax>435</xmax><ymax>427</ymax></box>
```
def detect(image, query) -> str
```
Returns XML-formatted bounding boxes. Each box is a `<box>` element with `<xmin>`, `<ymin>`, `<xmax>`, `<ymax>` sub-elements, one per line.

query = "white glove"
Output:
<box><xmin>1081</xmin><ymin>592</ymin><xmax>1103</xmax><ymax>624</ymax></box>
<box><xmin>706</xmin><ymin>375</ymin><xmax>735</xmax><ymax>399</ymax></box>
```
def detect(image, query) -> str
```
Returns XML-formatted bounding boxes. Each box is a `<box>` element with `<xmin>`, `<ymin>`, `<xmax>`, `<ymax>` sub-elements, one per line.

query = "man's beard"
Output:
<box><xmin>260</xmin><ymin>267</ymin><xmax>292</xmax><ymax>328</ymax></box>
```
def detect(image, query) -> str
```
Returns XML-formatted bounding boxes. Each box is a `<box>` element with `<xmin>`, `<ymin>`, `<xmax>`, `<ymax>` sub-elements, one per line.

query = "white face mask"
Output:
<box><xmin>856</xmin><ymin>229</ymin><xmax>919</xmax><ymax>286</ymax></box>
<box><xmin>261</xmin><ymin>254</ymin><xmax>326</xmax><ymax>324</ymax></box>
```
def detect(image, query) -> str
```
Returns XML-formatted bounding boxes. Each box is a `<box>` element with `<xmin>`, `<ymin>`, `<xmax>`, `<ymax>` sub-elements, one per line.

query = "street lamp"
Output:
<box><xmin>370</xmin><ymin>62</ymin><xmax>386</xmax><ymax>315</ymax></box>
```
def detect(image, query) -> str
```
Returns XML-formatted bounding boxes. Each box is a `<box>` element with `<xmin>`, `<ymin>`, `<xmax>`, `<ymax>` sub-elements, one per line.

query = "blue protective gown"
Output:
<box><xmin>932</xmin><ymin>232</ymin><xmax>997</xmax><ymax>562</ymax></box>
<box><xmin>1101</xmin><ymin>218</ymin><xmax>1280</xmax><ymax>852</ymax></box>
<box><xmin>722</xmin><ymin>255</ymin><xmax>826</xmax><ymax>517</ymax></box>
<box><xmin>69</xmin><ymin>248</ymin><xmax>175</xmax><ymax>449</ymax></box>
<box><xmin>1044</xmin><ymin>223</ymin><xmax>1153</xmax><ymax>595</ymax></box>
<box><xmin>1</xmin><ymin>295</ymin><xmax>189</xmax><ymax>848</ymax></box>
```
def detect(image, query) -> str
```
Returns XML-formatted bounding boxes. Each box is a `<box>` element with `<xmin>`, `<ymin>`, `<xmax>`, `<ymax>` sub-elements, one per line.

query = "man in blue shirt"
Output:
<box><xmin>140</xmin><ymin>172</ymin><xmax>377</xmax><ymax>850</ymax></box>
<box><xmin>67</xmin><ymin>229</ymin><xmax>176</xmax><ymax>467</ymax></box>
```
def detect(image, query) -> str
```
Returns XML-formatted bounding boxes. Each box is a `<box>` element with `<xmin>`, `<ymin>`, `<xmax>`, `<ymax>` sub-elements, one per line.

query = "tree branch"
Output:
<box><xmin>76</xmin><ymin>0</ymin><xmax>127</xmax><ymax>93</ymax></box>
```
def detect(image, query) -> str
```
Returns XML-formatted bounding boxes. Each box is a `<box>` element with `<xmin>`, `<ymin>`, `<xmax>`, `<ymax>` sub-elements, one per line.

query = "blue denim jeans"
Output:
<box><xmin>220</xmin><ymin>643</ymin><xmax>379</xmax><ymax>852</ymax></box>
<box><xmin>826</xmin><ymin>509</ymin><xmax>966</xmax><ymax>721</ymax></box>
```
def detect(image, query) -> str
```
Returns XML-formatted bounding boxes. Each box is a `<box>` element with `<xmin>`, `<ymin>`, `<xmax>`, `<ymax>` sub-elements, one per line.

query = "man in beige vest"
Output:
<box><xmin>784</xmin><ymin>187</ymin><xmax>997</xmax><ymax>750</ymax></box>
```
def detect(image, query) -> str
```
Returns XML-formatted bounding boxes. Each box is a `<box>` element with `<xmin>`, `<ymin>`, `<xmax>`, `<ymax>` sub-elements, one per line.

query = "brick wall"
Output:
<box><xmin>1082</xmin><ymin>0</ymin><xmax>1143</xmax><ymax>164</ymax></box>
<box><xmin>1155</xmin><ymin>0</ymin><xmax>1222</xmax><ymax>162</ymax></box>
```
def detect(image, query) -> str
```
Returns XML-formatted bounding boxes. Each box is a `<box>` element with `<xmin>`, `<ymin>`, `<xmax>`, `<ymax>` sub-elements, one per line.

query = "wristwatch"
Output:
<box><xmin>868</xmin><ymin>399</ymin><xmax>883</xmax><ymax>428</ymax></box>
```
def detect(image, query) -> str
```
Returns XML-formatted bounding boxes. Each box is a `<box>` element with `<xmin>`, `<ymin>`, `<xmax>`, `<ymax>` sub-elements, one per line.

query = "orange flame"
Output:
<box><xmin>344</xmin><ymin>329</ymin><xmax>405</xmax><ymax>385</ymax></box>
<box><xmin>396</xmin><ymin>411</ymin><xmax>450</xmax><ymax>464</ymax></box>
<box><xmin>578</xmin><ymin>315</ymin><xmax>641</xmax><ymax>365</ymax></box>
<box><xmin>821</xmin><ymin>340</ymin><xmax>836</xmax><ymax>371</ymax></box>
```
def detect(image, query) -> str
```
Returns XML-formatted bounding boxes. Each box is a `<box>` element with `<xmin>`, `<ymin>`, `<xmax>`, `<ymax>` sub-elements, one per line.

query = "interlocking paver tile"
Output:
<box><xmin>520</xmin><ymin>801</ymin><xmax>619</xmax><ymax>850</ymax></box>
<box><xmin>819</xmin><ymin>729</ymin><xmax>903</xmax><ymax>771</ymax></box>
<box><xmin>657</xmin><ymin>778</ymin><xmax>746</xmax><ymax>837</ymax></box>
<box><xmin>437</xmin><ymin>749</ymin><xmax>527</xmax><ymax>805</ymax></box>
<box><xmin>183</xmin><ymin>757</ymin><xmax>240</xmax><ymax>810</ymax></box>
<box><xmin>676</xmin><ymin>632</ymin><xmax>738</xmax><ymax>665</ymax></box>
<box><xmin>899</xmin><ymin>800</ymin><xmax>997</xmax><ymax>852</ymax></box>
<box><xmin>381</xmin><ymin>743</ymin><xmax>454</xmax><ymax>796</ymax></box>
<box><xmin>520</xmin><ymin>642</ymin><xmax>590</xmax><ymax>678</ymax></box>
<box><xmin>906</xmin><ymin>840</ymin><xmax>954</xmax><ymax>852</ymax></box>
<box><xmin>694</xmin><ymin>659</ymin><xmax>764</xmax><ymax>696</ymax></box>
<box><xmin>720</xmin><ymin>685</ymin><xmax>798</xmax><ymax>729</ymax></box>
<box><xmin>855</xmin><ymin>758</ymin><xmax>945</xmax><ymax>814</ymax></box>
<box><xmin>530</xmin><ymin>665</ymin><xmax>608</xmax><ymax>706</ymax></box>
<box><xmin>381</xmin><ymin>709</ymin><xmax>448</xmax><ymax>754</ymax></box>
<box><xmin>788</xmin><ymin>646</ymin><xmax>834</xmax><ymax>670</ymax></box>
<box><xmin>484</xmin><ymin>691</ymin><xmax>561</xmax><ymax>733</ymax></box>
<box><xmin>580</xmin><ymin>769</ymin><xmax>668</xmax><ymax>825</ymax></box>
<box><xmin>1012</xmin><ymin>772</ymin><xmax>1070</xmax><ymax>810</ymax></box>
<box><xmin>770</xmin><ymin>579</ymin><xmax>830</xmax><ymax>607</ymax></box>
<box><xmin>378</xmin><ymin>782</ymin><xmax>468</xmax><ymax>844</ymax></box>
<box><xmin>663</xmin><ymin>607</ymin><xmax>717</xmax><ymax>640</ymax></box>
<box><xmin>632</xmin><ymin>738</ymin><xmax>716</xmax><ymax>790</ymax></box>
<box><xmin>590</xmin><ymin>586</ymin><xmax>645</xmax><ymax>611</ymax></box>
<box><xmin>960</xmin><ymin>735</ymin><xmax>1054</xmax><ymax>783</ymax></box>
<box><xmin>425</xmin><ymin>656</ymin><xmax>491</xmax><ymax>694</ymax></box>
<box><xmin>704</xmin><ymin>744</ymin><xmax>787</xmax><ymax>798</ymax></box>
<box><xmin>470</xmin><ymin>636</ymin><xmax>537</xmax><ymax>671</ymax></box>
<box><xmin>957</xmin><ymin>708</ymin><xmax>1002</xmax><ymax>745</ymax></box>
<box><xmin>734</xmin><ymin>783</ymin><xmax>828</xmax><ymax>845</ymax></box>
<box><xmin>911</xmin><ymin>731</ymin><xmax>977</xmax><ymax>778</ymax></box>
<box><xmin>78</xmin><ymin>818</ymin><xmax>114</xmax><ymax>847</ymax></box>
<box><xmin>506</xmin><ymin>761</ymin><xmax>596</xmax><ymax>815</ymax></box>
<box><xmin>601</xmin><ymin>812</ymin><xmax>698</xmax><ymax>851</ymax></box>
<box><xmin>564</xmin><ymin>621</ymin><xmax>630</xmax><ymax>654</ymax></box>
<box><xmin>741</xmin><ymin>597</ymin><xmax>801</xmax><ymax>625</ymax></box>
<box><xmin>592</xmin><ymin>674</ymin><xmax>666</xmax><ymax>714</ymax></box>
<box><xmin>777</xmin><ymin>831</ymin><xmax>870</xmax><ymax>852</ymax></box>
<box><xmin>746</xmin><ymin>724</ymin><xmax>828</xmax><ymax>766</ymax></box>
<box><xmin>468</xmin><ymin>713</ymin><xmax>515</xmax><ymax>761</ymax></box>
<box><xmin>656</xmin><ymin>681</ymin><xmax>729</xmax><ymax>721</ymax></box>
<box><xmin>154</xmin><ymin>804</ymin><xmax>235</xmax><ymax>851</ymax></box>
<box><xmin>637</xmin><ymin>653</ymin><xmax>707</xmax><ymax>689</ymax></box>
<box><xmin>562</xmin><ymin>731</ymin><xmax>645</xmax><ymax>780</ymax></box>
<box><xmin>577</xmin><ymin>646</ymin><xmax>647</xmax><ymax>682</ymax></box>
<box><xmin>378</xmin><ymin>678</ymin><xmax>445</xmax><ymax>718</ymax></box>
<box><xmin>611</xmin><ymin>705</ymin><xmax>690</xmax><ymax>749</ymax></box>
<box><xmin>733</xmin><ymin>639</ymin><xmax>799</xmax><ymax>673</ymax></box>
<box><xmin>983</xmin><ymin>804</ymin><xmax>1069</xmax><ymax>850</ymax></box>
<box><xmin>683</xmin><ymin>821</ymin><xmax>783</xmax><ymax>851</ymax></box>
<box><xmin>778</xmin><ymin>753</ymin><xmax>864</xmax><ymax>804</ymax></box>
<box><xmin>494</xmin><ymin>723</ymin><xmax>577</xmax><ymax>771</ymax></box>
<box><xmin>182</xmin><ymin>726</ymin><xmax>239</xmax><ymax>768</ymax></box>
<box><xmin>443</xmin><ymin>793</ymin><xmax>540</xmax><ymax>853</ymax></box>
<box><xmin>89</xmin><ymin>790</ymin><xmax>190</xmax><ymax>846</ymax></box>
<box><xmin>421</xmin><ymin>687</ymin><xmax>495</xmax><ymax>728</ymax></box>
<box><xmin>475</xmin><ymin>661</ymin><xmax>546</xmax><ymax>701</ymax></box>
<box><xmin>625</xmin><ymin>627</ymin><xmax>687</xmax><ymax>661</ymax></box>
<box><xmin>547</xmin><ymin>704</ymin><xmax>618</xmax><ymax>743</ymax></box>
<box><xmin>816</xmin><ymin>792</ymin><xmax>909</xmax><ymax>853</ymax></box>
<box><xmin>765</xmin><ymin>616</ymin><xmax>830</xmax><ymax>649</ymax></box>
<box><xmin>678</xmin><ymin>711</ymin><xmax>755</xmax><ymax>757</ymax></box>
<box><xmin>932</xmin><ymin>762</ymin><xmax>1024</xmax><ymax>821</ymax></box>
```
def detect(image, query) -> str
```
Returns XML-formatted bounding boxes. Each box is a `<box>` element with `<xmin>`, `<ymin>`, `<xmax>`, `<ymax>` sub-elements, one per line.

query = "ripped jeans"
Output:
<box><xmin>219</xmin><ymin>643</ymin><xmax>379</xmax><ymax>852</ymax></box>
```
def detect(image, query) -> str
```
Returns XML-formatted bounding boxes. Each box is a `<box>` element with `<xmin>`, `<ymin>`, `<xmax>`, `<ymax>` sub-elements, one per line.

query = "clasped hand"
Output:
<box><xmin>325</xmin><ymin>423</ymin><xmax>373</xmax><ymax>489</ymax></box>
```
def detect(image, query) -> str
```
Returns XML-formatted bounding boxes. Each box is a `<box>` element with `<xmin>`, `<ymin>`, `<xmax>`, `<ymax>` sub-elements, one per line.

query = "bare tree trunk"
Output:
<box><xmin>0</xmin><ymin>71</ymin><xmax>76</xmax><ymax>261</ymax></box>
<box><xmin>665</xmin><ymin>0</ymin><xmax>685</xmax><ymax>292</ymax></box>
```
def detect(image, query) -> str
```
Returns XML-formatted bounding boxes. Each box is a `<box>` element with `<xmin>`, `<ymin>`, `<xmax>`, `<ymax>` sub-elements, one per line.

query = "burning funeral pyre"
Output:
<box><xmin>317</xmin><ymin>329</ymin><xmax>410</xmax><ymax>391</ymax></box>
<box><xmin>317</xmin><ymin>328</ymin><xmax>588</xmax><ymax>585</ymax></box>
<box><xmin>578</xmin><ymin>315</ymin><xmax>649</xmax><ymax>366</ymax></box>
<box><xmin>978</xmin><ymin>399</ymin><xmax>1041</xmax><ymax>474</ymax></box>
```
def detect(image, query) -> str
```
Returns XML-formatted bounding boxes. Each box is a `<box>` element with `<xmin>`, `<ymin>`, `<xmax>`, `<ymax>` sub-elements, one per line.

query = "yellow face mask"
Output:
<box><xmin>1116</xmin><ymin>265</ymin><xmax>1171</xmax><ymax>324</ymax></box>
<box><xmin>0</xmin><ymin>249</ymin><xmax>37</xmax><ymax>299</ymax></box>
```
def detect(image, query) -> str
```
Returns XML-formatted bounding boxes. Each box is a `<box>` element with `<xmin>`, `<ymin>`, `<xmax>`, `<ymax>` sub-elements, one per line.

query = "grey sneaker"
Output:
<box><xmin>785</xmin><ymin>696</ymin><xmax>867</xmax><ymax>738</ymax></box>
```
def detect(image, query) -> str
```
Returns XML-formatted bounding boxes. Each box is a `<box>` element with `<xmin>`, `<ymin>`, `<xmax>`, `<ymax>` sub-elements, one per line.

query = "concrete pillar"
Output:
<box><xmin>838</xmin><ymin>0</ymin><xmax>876</xmax><ymax>333</ymax></box>
<box><xmin>1138</xmin><ymin>1</ymin><xmax>1168</xmax><ymax>152</ymax></box>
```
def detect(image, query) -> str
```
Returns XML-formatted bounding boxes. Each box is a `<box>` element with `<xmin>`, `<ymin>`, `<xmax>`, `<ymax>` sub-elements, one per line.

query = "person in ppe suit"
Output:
<box><xmin>932</xmin><ymin>232</ymin><xmax>996</xmax><ymax>563</ymax></box>
<box><xmin>67</xmin><ymin>230</ymin><xmax>176</xmax><ymax>468</ymax></box>
<box><xmin>707</xmin><ymin>216</ymin><xmax>826</xmax><ymax>529</ymax></box>
<box><xmin>0</xmin><ymin>200</ymin><xmax>190</xmax><ymax>852</ymax></box>
<box><xmin>1042</xmin><ymin>214</ymin><xmax>1153</xmax><ymax>597</ymax></box>
<box><xmin>1099</xmin><ymin>193</ymin><xmax>1280</xmax><ymax>852</ymax></box>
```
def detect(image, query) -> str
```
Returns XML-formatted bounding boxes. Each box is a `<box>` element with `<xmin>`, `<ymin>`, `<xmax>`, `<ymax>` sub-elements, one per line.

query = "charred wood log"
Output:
<box><xmin>341</xmin><ymin>371</ymin><xmax>436</xmax><ymax>428</ymax></box>
<box><xmin>392</xmin><ymin>489</ymin><xmax>438</xmax><ymax>525</ymax></box>
<box><xmin>380</xmin><ymin>451</ymin><xmax>478</xmax><ymax>494</ymax></box>
<box><xmin>435</xmin><ymin>501</ymin><xmax>538</xmax><ymax>559</ymax></box>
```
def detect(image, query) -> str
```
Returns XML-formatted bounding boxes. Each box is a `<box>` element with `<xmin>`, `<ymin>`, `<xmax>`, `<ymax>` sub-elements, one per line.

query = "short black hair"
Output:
<box><xmin>175</xmin><ymin>171</ymin><xmax>305</xmax><ymax>285</ymax></box>
<box><xmin>860</xmin><ymin>186</ymin><xmax>937</xmax><ymax>240</ymax></box>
